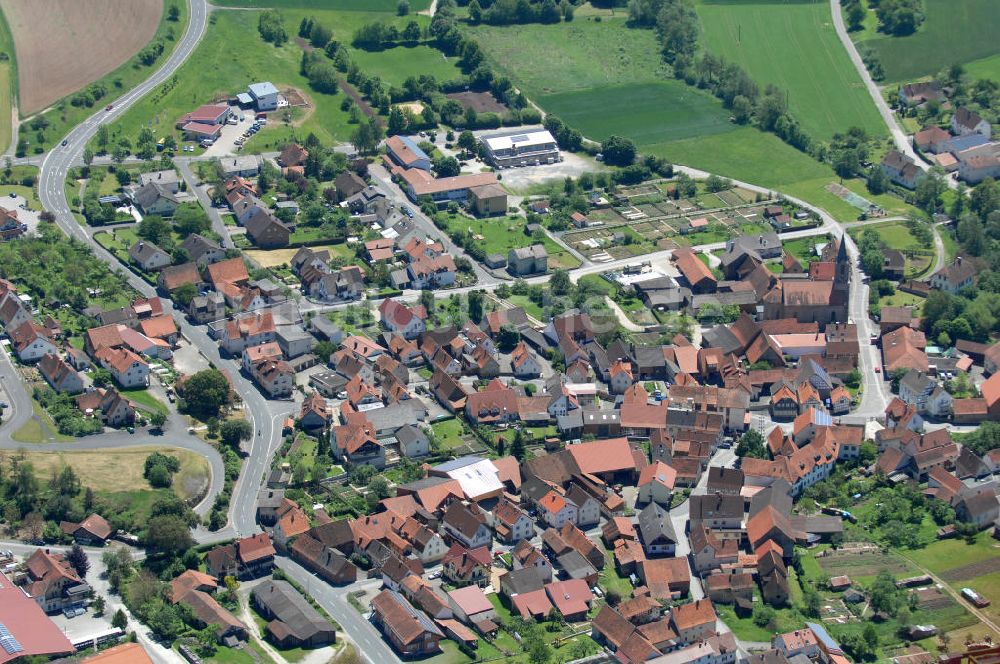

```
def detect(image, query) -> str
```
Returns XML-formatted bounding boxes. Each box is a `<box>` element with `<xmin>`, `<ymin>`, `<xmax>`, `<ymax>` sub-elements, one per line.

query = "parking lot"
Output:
<box><xmin>0</xmin><ymin>192</ymin><xmax>43</xmax><ymax>234</ymax></box>
<box><xmin>202</xmin><ymin>110</ymin><xmax>264</xmax><ymax>158</ymax></box>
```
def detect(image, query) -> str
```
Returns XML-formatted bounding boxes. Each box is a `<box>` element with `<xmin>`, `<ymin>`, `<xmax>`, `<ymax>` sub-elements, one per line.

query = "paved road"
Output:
<box><xmin>276</xmin><ymin>557</ymin><xmax>405</xmax><ymax>664</ymax></box>
<box><xmin>175</xmin><ymin>158</ymin><xmax>233</xmax><ymax>248</ymax></box>
<box><xmin>829</xmin><ymin>0</ymin><xmax>923</xmax><ymax>168</ymax></box>
<box><xmin>0</xmin><ymin>539</ymin><xmax>182</xmax><ymax>664</ymax></box>
<box><xmin>0</xmin><ymin>340</ymin><xmax>33</xmax><ymax>435</ymax></box>
<box><xmin>368</xmin><ymin>163</ymin><xmax>498</xmax><ymax>287</ymax></box>
<box><xmin>32</xmin><ymin>0</ymin><xmax>294</xmax><ymax>543</ymax></box>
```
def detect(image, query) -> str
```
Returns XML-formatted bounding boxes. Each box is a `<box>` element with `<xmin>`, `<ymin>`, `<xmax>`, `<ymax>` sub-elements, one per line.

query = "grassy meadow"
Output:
<box><xmin>697</xmin><ymin>0</ymin><xmax>887</xmax><ymax>140</ymax></box>
<box><xmin>850</xmin><ymin>0</ymin><xmax>1000</xmax><ymax>82</ymax></box>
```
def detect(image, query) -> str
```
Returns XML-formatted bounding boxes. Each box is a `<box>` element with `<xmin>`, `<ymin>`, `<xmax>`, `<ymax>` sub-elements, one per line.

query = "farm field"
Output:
<box><xmin>466</xmin><ymin>11</ymin><xmax>894</xmax><ymax>220</ymax></box>
<box><xmin>850</xmin><ymin>0</ymin><xmax>1000</xmax><ymax>82</ymax></box>
<box><xmin>466</xmin><ymin>18</ymin><xmax>669</xmax><ymax>98</ymax></box>
<box><xmin>0</xmin><ymin>447</ymin><xmax>210</xmax><ymax>501</ymax></box>
<box><xmin>696</xmin><ymin>0</ymin><xmax>886</xmax><ymax>140</ymax></box>
<box><xmin>538</xmin><ymin>81</ymin><xmax>736</xmax><ymax>146</ymax></box>
<box><xmin>1</xmin><ymin>0</ymin><xmax>162</xmax><ymax>114</ymax></box>
<box><xmin>103</xmin><ymin>7</ymin><xmax>428</xmax><ymax>151</ymax></box>
<box><xmin>349</xmin><ymin>44</ymin><xmax>463</xmax><ymax>88</ymax></box>
<box><xmin>3</xmin><ymin>0</ymin><xmax>186</xmax><ymax>153</ymax></box>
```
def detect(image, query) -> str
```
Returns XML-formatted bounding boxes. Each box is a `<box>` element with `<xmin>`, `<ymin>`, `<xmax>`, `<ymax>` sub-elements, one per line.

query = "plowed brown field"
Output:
<box><xmin>0</xmin><ymin>0</ymin><xmax>162</xmax><ymax>114</ymax></box>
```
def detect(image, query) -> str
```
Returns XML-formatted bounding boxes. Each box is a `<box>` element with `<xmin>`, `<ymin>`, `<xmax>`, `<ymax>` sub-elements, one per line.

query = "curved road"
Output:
<box><xmin>829</xmin><ymin>0</ymin><xmax>924</xmax><ymax>168</ymax></box>
<box><xmin>31</xmin><ymin>0</ymin><xmax>294</xmax><ymax>542</ymax></box>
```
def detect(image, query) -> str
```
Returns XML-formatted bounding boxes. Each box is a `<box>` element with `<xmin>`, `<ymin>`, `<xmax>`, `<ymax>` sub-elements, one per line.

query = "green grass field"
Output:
<box><xmin>103</xmin><ymin>7</ymin><xmax>430</xmax><ymax>151</ymax></box>
<box><xmin>464</xmin><ymin>7</ymin><xmax>901</xmax><ymax>221</ymax></box>
<box><xmin>349</xmin><ymin>44</ymin><xmax>462</xmax><ymax>87</ymax></box>
<box><xmin>210</xmin><ymin>0</ymin><xmax>430</xmax><ymax>10</ymax></box>
<box><xmin>437</xmin><ymin>212</ymin><xmax>580</xmax><ymax>269</ymax></box>
<box><xmin>470</xmin><ymin>16</ymin><xmax>738</xmax><ymax>155</ymax></box>
<box><xmin>539</xmin><ymin>81</ymin><xmax>736</xmax><ymax>145</ymax></box>
<box><xmin>466</xmin><ymin>17</ymin><xmax>670</xmax><ymax>97</ymax></box>
<box><xmin>964</xmin><ymin>52</ymin><xmax>1000</xmax><ymax>83</ymax></box>
<box><xmin>697</xmin><ymin>0</ymin><xmax>886</xmax><ymax>140</ymax></box>
<box><xmin>851</xmin><ymin>0</ymin><xmax>1000</xmax><ymax>82</ymax></box>
<box><xmin>0</xmin><ymin>6</ymin><xmax>16</xmax><ymax>155</ymax></box>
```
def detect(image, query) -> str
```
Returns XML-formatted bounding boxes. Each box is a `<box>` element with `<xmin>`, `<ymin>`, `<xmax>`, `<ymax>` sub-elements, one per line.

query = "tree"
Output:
<box><xmin>468</xmin><ymin>0</ymin><xmax>483</xmax><ymax>23</ymax></box>
<box><xmin>137</xmin><ymin>215</ymin><xmax>171</xmax><ymax>246</ymax></box>
<box><xmin>434</xmin><ymin>156</ymin><xmax>460</xmax><ymax>177</ymax></box>
<box><xmin>402</xmin><ymin>20</ymin><xmax>421</xmax><ymax>42</ymax></box>
<box><xmin>497</xmin><ymin>324</ymin><xmax>521</xmax><ymax>353</ymax></box>
<box><xmin>457</xmin><ymin>130</ymin><xmax>477</xmax><ymax>153</ymax></box>
<box><xmin>510</xmin><ymin>429</ymin><xmax>526</xmax><ymax>461</ymax></box>
<box><xmin>67</xmin><ymin>544</ymin><xmax>90</xmax><ymax>578</ymax></box>
<box><xmin>147</xmin><ymin>463</ymin><xmax>172</xmax><ymax>488</ymax></box>
<box><xmin>549</xmin><ymin>269</ymin><xmax>571</xmax><ymax>296</ymax></box>
<box><xmin>112</xmin><ymin>609</ymin><xmax>128</xmax><ymax>630</ymax></box>
<box><xmin>397</xmin><ymin>0</ymin><xmax>410</xmax><ymax>15</ymax></box>
<box><xmin>468</xmin><ymin>290</ymin><xmax>485</xmax><ymax>324</ymax></box>
<box><xmin>803</xmin><ymin>587</ymin><xmax>822</xmax><ymax>617</ymax></box>
<box><xmin>914</xmin><ymin>169</ymin><xmax>947</xmax><ymax>214</ymax></box>
<box><xmin>145</xmin><ymin>515</ymin><xmax>194</xmax><ymax>556</ymax></box>
<box><xmin>847</xmin><ymin>2</ymin><xmax>867</xmax><ymax>31</ymax></box>
<box><xmin>601</xmin><ymin>135</ymin><xmax>637</xmax><ymax>166</ymax></box>
<box><xmin>168</xmin><ymin>4</ymin><xmax>180</xmax><ymax>21</ymax></box>
<box><xmin>736</xmin><ymin>429</ymin><xmax>768</xmax><ymax>459</ymax></box>
<box><xmin>177</xmin><ymin>369</ymin><xmax>231</xmax><ymax>420</ymax></box>
<box><xmin>172</xmin><ymin>203</ymin><xmax>211</xmax><ymax>238</ymax></box>
<box><xmin>258</xmin><ymin>9</ymin><xmax>288</xmax><ymax>46</ymax></box>
<box><xmin>387</xmin><ymin>107</ymin><xmax>407</xmax><ymax>136</ymax></box>
<box><xmin>220</xmin><ymin>419</ymin><xmax>253</xmax><ymax>449</ymax></box>
<box><xmin>369</xmin><ymin>475</ymin><xmax>391</xmax><ymax>500</ymax></box>
<box><xmin>92</xmin><ymin>595</ymin><xmax>106</xmax><ymax>616</ymax></box>
<box><xmin>172</xmin><ymin>282</ymin><xmax>197</xmax><ymax>307</ymax></box>
<box><xmin>869</xmin><ymin>569</ymin><xmax>902</xmax><ymax>616</ymax></box>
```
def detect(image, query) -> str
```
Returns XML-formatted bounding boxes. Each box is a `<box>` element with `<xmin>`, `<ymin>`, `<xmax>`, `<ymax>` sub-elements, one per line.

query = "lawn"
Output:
<box><xmin>437</xmin><ymin>212</ymin><xmax>580</xmax><ymax>269</ymax></box>
<box><xmin>877</xmin><ymin>290</ymin><xmax>925</xmax><ymax>315</ymax></box>
<box><xmin>782</xmin><ymin>235</ymin><xmax>829</xmax><ymax>268</ymax></box>
<box><xmin>121</xmin><ymin>387</ymin><xmax>169</xmax><ymax>416</ymax></box>
<box><xmin>538</xmin><ymin>81</ymin><xmax>736</xmax><ymax>146</ymax></box>
<box><xmin>697</xmin><ymin>0</ymin><xmax>886</xmax><ymax>141</ymax></box>
<box><xmin>22</xmin><ymin>0</ymin><xmax>189</xmax><ymax>153</ymax></box>
<box><xmin>851</xmin><ymin>0</ymin><xmax>1000</xmax><ymax>82</ymax></box>
<box><xmin>349</xmin><ymin>44</ymin><xmax>462</xmax><ymax>88</ymax></box>
<box><xmin>899</xmin><ymin>530</ymin><xmax>1000</xmax><ymax>577</ymax></box>
<box><xmin>505</xmin><ymin>294</ymin><xmax>545</xmax><ymax>321</ymax></box>
<box><xmin>468</xmin><ymin>15</ymin><xmax>732</xmax><ymax>148</ymax></box>
<box><xmin>101</xmin><ymin>8</ymin><xmax>373</xmax><ymax>153</ymax></box>
<box><xmin>11</xmin><ymin>398</ymin><xmax>75</xmax><ymax>444</ymax></box>
<box><xmin>965</xmin><ymin>52</ymin><xmax>1000</xmax><ymax>84</ymax></box>
<box><xmin>430</xmin><ymin>417</ymin><xmax>466</xmax><ymax>450</ymax></box>
<box><xmin>0</xmin><ymin>7</ymin><xmax>14</xmax><ymax>155</ymax></box>
<box><xmin>0</xmin><ymin>447</ymin><xmax>209</xmax><ymax>498</ymax></box>
<box><xmin>848</xmin><ymin>220</ymin><xmax>933</xmax><ymax>277</ymax></box>
<box><xmin>647</xmin><ymin>127</ymin><xmax>831</xmax><ymax>188</ymax></box>
<box><xmin>210</xmin><ymin>0</ymin><xmax>431</xmax><ymax>10</ymax></box>
<box><xmin>465</xmin><ymin>17</ymin><xmax>669</xmax><ymax>98</ymax></box>
<box><xmin>600</xmin><ymin>550</ymin><xmax>634</xmax><ymax>599</ymax></box>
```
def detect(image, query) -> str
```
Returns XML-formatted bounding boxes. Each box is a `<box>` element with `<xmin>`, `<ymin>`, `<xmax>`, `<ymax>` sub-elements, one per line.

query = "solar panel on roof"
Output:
<box><xmin>0</xmin><ymin>624</ymin><xmax>23</xmax><ymax>655</ymax></box>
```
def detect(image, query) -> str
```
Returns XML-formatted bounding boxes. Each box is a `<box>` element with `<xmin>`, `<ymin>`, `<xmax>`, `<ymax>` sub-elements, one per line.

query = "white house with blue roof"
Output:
<box><xmin>248</xmin><ymin>82</ymin><xmax>279</xmax><ymax>112</ymax></box>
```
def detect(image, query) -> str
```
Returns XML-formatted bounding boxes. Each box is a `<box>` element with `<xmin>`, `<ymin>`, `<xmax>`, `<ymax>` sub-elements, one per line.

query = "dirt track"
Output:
<box><xmin>1</xmin><ymin>0</ymin><xmax>162</xmax><ymax>114</ymax></box>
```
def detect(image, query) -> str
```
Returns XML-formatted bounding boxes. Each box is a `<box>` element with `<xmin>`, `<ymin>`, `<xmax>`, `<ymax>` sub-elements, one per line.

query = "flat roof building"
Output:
<box><xmin>481</xmin><ymin>129</ymin><xmax>560</xmax><ymax>168</ymax></box>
